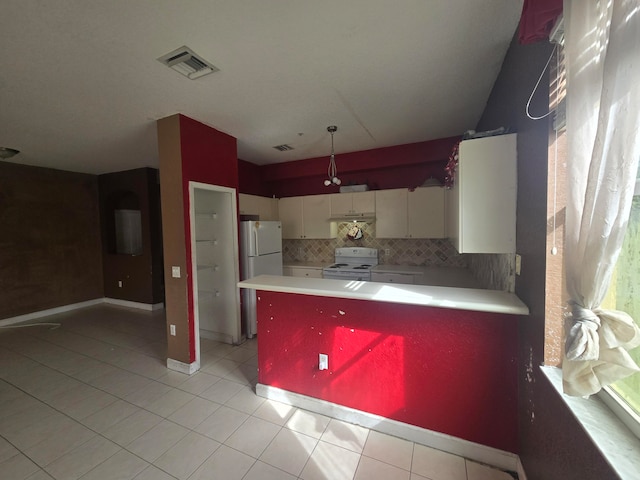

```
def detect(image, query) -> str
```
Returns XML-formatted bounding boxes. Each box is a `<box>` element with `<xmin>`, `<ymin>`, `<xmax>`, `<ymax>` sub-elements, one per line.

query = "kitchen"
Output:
<box><xmin>237</xmin><ymin>132</ymin><xmax>528</xmax><ymax>461</ymax></box>
<box><xmin>1</xmin><ymin>1</ymin><xmax>625</xmax><ymax>478</ymax></box>
<box><xmin>239</xmin><ymin>132</ymin><xmax>519</xmax><ymax>292</ymax></box>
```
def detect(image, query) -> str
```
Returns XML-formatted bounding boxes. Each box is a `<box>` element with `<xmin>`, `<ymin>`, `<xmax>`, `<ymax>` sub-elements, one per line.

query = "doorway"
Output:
<box><xmin>189</xmin><ymin>182</ymin><xmax>241</xmax><ymax>365</ymax></box>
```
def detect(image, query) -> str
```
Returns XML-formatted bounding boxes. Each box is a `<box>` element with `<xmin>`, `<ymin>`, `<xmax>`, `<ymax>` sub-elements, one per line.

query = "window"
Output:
<box><xmin>601</xmin><ymin>169</ymin><xmax>640</xmax><ymax>436</ymax></box>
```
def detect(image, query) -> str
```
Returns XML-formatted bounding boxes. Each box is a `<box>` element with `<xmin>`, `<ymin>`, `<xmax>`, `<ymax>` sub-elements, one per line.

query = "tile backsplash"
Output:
<box><xmin>282</xmin><ymin>221</ymin><xmax>517</xmax><ymax>292</ymax></box>
<box><xmin>282</xmin><ymin>221</ymin><xmax>467</xmax><ymax>268</ymax></box>
<box><xmin>468</xmin><ymin>253</ymin><xmax>516</xmax><ymax>292</ymax></box>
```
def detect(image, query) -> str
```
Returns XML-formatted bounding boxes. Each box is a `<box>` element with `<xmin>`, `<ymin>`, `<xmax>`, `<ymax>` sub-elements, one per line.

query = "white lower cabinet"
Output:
<box><xmin>370</xmin><ymin>272</ymin><xmax>415</xmax><ymax>284</ymax></box>
<box><xmin>283</xmin><ymin>266</ymin><xmax>323</xmax><ymax>278</ymax></box>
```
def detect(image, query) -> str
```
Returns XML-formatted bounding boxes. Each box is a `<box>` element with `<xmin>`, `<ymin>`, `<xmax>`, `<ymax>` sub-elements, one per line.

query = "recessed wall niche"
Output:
<box><xmin>106</xmin><ymin>190</ymin><xmax>143</xmax><ymax>255</ymax></box>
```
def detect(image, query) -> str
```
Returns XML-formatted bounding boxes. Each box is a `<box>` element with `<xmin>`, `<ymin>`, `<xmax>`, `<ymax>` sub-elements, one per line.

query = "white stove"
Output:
<box><xmin>322</xmin><ymin>247</ymin><xmax>379</xmax><ymax>281</ymax></box>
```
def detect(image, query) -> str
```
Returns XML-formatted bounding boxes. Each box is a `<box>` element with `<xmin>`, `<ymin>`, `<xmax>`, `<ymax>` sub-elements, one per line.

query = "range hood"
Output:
<box><xmin>329</xmin><ymin>213</ymin><xmax>376</xmax><ymax>222</ymax></box>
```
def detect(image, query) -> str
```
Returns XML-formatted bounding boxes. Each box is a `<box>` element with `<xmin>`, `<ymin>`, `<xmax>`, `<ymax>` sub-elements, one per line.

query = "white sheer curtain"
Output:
<box><xmin>563</xmin><ymin>0</ymin><xmax>640</xmax><ymax>397</ymax></box>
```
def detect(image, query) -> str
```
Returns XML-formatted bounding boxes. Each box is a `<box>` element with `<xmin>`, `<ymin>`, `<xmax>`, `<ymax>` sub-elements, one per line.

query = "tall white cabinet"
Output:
<box><xmin>446</xmin><ymin>134</ymin><xmax>517</xmax><ymax>253</ymax></box>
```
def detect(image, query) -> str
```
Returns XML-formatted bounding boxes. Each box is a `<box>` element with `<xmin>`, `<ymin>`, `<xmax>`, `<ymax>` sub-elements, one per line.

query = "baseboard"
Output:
<box><xmin>167</xmin><ymin>358</ymin><xmax>200</xmax><ymax>375</ymax></box>
<box><xmin>0</xmin><ymin>299</ymin><xmax>105</xmax><ymax>328</ymax></box>
<box><xmin>199</xmin><ymin>329</ymin><xmax>233</xmax><ymax>344</ymax></box>
<box><xmin>257</xmin><ymin>384</ymin><xmax>520</xmax><ymax>473</ymax></box>
<box><xmin>0</xmin><ymin>297</ymin><xmax>165</xmax><ymax>329</ymax></box>
<box><xmin>104</xmin><ymin>298</ymin><xmax>165</xmax><ymax>311</ymax></box>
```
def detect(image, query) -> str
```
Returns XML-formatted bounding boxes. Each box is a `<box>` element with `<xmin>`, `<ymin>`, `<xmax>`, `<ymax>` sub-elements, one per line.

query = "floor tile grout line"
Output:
<box><xmin>18</xmin><ymin>306</ymin><xmax>168</xmax><ymax>359</ymax></box>
<box><xmin>350</xmin><ymin>429</ymin><xmax>371</xmax><ymax>479</ymax></box>
<box><xmin>2</xmin><ymin>326</ymin><xmax>166</xmax><ymax>383</ymax></box>
<box><xmin>2</xmin><ymin>310</ymin><xmax>503</xmax><ymax>480</ymax></box>
<box><xmin>0</xmin><ymin>316</ymin><xmax>265</xmax><ymax>479</ymax></box>
<box><xmin>0</xmin><ymin>355</ymin><xmax>200</xmax><ymax>473</ymax></box>
<box><xmin>1</xmin><ymin>359</ymin><xmax>268</xmax><ymax>450</ymax></box>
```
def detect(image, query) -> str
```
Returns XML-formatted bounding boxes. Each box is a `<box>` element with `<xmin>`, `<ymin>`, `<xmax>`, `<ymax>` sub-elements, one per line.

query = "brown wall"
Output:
<box><xmin>98</xmin><ymin>167</ymin><xmax>164</xmax><ymax>304</ymax></box>
<box><xmin>157</xmin><ymin>115</ymin><xmax>190</xmax><ymax>364</ymax></box>
<box><xmin>0</xmin><ymin>161</ymin><xmax>103</xmax><ymax>319</ymax></box>
<box><xmin>477</xmin><ymin>34</ymin><xmax>618</xmax><ymax>479</ymax></box>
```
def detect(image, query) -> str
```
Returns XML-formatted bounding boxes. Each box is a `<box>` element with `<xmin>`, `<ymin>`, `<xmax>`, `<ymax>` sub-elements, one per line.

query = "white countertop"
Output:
<box><xmin>239</xmin><ymin>275</ymin><xmax>529</xmax><ymax>316</ymax></box>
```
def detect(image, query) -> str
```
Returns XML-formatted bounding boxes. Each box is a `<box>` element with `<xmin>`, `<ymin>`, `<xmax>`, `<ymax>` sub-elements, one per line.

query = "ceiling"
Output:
<box><xmin>0</xmin><ymin>1</ymin><xmax>524</xmax><ymax>175</ymax></box>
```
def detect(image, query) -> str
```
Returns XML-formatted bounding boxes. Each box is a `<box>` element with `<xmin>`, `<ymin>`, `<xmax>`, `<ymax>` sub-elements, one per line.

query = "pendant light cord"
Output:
<box><xmin>526</xmin><ymin>44</ymin><xmax>557</xmax><ymax>121</ymax></box>
<box><xmin>328</xmin><ymin>132</ymin><xmax>337</xmax><ymax>179</ymax></box>
<box><xmin>324</xmin><ymin>126</ymin><xmax>340</xmax><ymax>185</ymax></box>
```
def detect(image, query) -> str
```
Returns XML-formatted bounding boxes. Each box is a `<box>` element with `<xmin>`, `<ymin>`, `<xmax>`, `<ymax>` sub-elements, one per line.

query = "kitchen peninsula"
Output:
<box><xmin>238</xmin><ymin>274</ymin><xmax>528</xmax><ymax>457</ymax></box>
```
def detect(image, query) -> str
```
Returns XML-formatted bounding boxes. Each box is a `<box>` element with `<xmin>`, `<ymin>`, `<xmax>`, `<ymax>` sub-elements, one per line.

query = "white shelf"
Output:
<box><xmin>195</xmin><ymin>212</ymin><xmax>217</xmax><ymax>219</ymax></box>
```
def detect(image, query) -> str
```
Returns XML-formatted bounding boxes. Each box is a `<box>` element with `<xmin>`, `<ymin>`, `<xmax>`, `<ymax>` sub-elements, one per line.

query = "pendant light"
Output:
<box><xmin>324</xmin><ymin>125</ymin><xmax>341</xmax><ymax>186</ymax></box>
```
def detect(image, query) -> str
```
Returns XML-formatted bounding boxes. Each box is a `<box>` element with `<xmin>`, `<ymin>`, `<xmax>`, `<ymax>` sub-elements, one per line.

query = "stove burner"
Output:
<box><xmin>323</xmin><ymin>248</ymin><xmax>378</xmax><ymax>280</ymax></box>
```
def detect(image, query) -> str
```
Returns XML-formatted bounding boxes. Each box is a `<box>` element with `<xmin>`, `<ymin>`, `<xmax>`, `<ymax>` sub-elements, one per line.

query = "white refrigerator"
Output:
<box><xmin>240</xmin><ymin>220</ymin><xmax>283</xmax><ymax>337</ymax></box>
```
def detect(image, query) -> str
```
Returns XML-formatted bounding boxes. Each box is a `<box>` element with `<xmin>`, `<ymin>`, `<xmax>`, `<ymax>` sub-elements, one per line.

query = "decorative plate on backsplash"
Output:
<box><xmin>347</xmin><ymin>225</ymin><xmax>363</xmax><ymax>240</ymax></box>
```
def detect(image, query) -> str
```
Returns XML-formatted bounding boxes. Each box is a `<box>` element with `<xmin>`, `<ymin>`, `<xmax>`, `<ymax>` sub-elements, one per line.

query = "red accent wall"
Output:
<box><xmin>257</xmin><ymin>291</ymin><xmax>518</xmax><ymax>452</ymax></box>
<box><xmin>178</xmin><ymin>115</ymin><xmax>239</xmax><ymax>361</ymax></box>
<box><xmin>251</xmin><ymin>137</ymin><xmax>460</xmax><ymax>198</ymax></box>
<box><xmin>238</xmin><ymin>159</ymin><xmax>269</xmax><ymax>197</ymax></box>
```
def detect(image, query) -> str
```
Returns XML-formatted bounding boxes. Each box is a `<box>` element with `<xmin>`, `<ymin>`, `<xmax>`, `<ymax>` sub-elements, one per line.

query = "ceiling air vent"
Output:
<box><xmin>273</xmin><ymin>144</ymin><xmax>294</xmax><ymax>152</ymax></box>
<box><xmin>157</xmin><ymin>46</ymin><xmax>219</xmax><ymax>80</ymax></box>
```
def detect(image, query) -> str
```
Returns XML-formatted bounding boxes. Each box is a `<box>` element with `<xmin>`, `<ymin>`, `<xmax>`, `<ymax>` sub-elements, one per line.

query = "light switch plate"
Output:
<box><xmin>171</xmin><ymin>266</ymin><xmax>181</xmax><ymax>278</ymax></box>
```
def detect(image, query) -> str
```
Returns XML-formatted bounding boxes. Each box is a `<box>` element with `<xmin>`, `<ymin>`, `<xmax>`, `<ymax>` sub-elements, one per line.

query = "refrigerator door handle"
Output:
<box><xmin>253</xmin><ymin>227</ymin><xmax>260</xmax><ymax>256</ymax></box>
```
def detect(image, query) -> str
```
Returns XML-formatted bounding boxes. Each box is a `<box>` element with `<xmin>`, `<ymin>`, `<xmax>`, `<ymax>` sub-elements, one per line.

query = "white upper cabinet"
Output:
<box><xmin>279</xmin><ymin>195</ymin><xmax>337</xmax><ymax>239</ymax></box>
<box><xmin>375</xmin><ymin>189</ymin><xmax>407</xmax><ymax>238</ymax></box>
<box><xmin>278</xmin><ymin>197</ymin><xmax>304</xmax><ymax>239</ymax></box>
<box><xmin>238</xmin><ymin>193</ymin><xmax>278</xmax><ymax>220</ymax></box>
<box><xmin>330</xmin><ymin>191</ymin><xmax>375</xmax><ymax>218</ymax></box>
<box><xmin>446</xmin><ymin>134</ymin><xmax>517</xmax><ymax>253</ymax></box>
<box><xmin>375</xmin><ymin>187</ymin><xmax>445</xmax><ymax>239</ymax></box>
<box><xmin>408</xmin><ymin>187</ymin><xmax>445</xmax><ymax>239</ymax></box>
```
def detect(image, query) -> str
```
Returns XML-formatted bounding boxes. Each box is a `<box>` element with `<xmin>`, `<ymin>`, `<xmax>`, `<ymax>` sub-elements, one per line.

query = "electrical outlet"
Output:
<box><xmin>170</xmin><ymin>324</ymin><xmax>176</xmax><ymax>336</ymax></box>
<box><xmin>515</xmin><ymin>254</ymin><xmax>522</xmax><ymax>276</ymax></box>
<box><xmin>118</xmin><ymin>280</ymin><xmax>122</xmax><ymax>288</ymax></box>
<box><xmin>171</xmin><ymin>266</ymin><xmax>181</xmax><ymax>278</ymax></box>
<box><xmin>319</xmin><ymin>353</ymin><xmax>329</xmax><ymax>371</ymax></box>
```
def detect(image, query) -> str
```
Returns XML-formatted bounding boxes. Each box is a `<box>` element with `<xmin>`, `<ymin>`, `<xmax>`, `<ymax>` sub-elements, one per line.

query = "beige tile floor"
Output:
<box><xmin>0</xmin><ymin>305</ymin><xmax>514</xmax><ymax>480</ymax></box>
